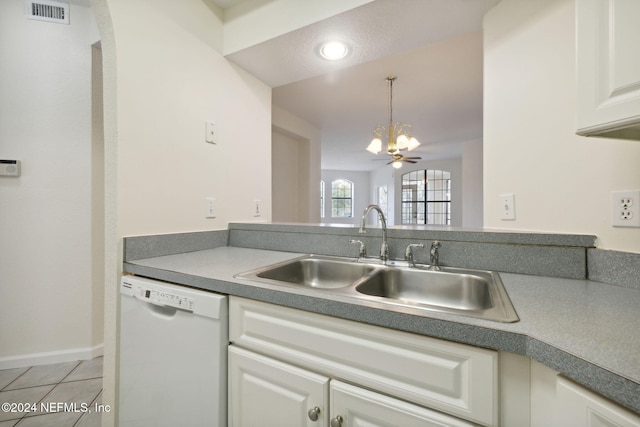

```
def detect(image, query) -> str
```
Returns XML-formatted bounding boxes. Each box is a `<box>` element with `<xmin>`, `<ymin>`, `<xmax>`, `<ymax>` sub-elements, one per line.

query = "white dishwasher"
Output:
<box><xmin>119</xmin><ymin>276</ymin><xmax>228</xmax><ymax>427</ymax></box>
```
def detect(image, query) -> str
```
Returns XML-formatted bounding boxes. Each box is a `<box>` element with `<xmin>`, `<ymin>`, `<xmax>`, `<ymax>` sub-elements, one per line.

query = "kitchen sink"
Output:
<box><xmin>235</xmin><ymin>255</ymin><xmax>519</xmax><ymax>323</ymax></box>
<box><xmin>354</xmin><ymin>266</ymin><xmax>519</xmax><ymax>322</ymax></box>
<box><xmin>355</xmin><ymin>268</ymin><xmax>492</xmax><ymax>311</ymax></box>
<box><xmin>240</xmin><ymin>256</ymin><xmax>376</xmax><ymax>289</ymax></box>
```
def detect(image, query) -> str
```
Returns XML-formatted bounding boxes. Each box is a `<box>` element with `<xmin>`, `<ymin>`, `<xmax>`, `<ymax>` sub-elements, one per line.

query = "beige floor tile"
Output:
<box><xmin>64</xmin><ymin>357</ymin><xmax>103</xmax><ymax>382</ymax></box>
<box><xmin>14</xmin><ymin>411</ymin><xmax>82</xmax><ymax>427</ymax></box>
<box><xmin>4</xmin><ymin>362</ymin><xmax>79</xmax><ymax>390</ymax></box>
<box><xmin>0</xmin><ymin>368</ymin><xmax>28</xmax><ymax>391</ymax></box>
<box><xmin>35</xmin><ymin>378</ymin><xmax>102</xmax><ymax>415</ymax></box>
<box><xmin>0</xmin><ymin>385</ymin><xmax>54</xmax><ymax>422</ymax></box>
<box><xmin>1</xmin><ymin>358</ymin><xmax>102</xmax><ymax>426</ymax></box>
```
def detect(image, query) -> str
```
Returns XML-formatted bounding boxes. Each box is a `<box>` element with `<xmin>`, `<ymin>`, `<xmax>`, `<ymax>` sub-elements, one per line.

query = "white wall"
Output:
<box><xmin>0</xmin><ymin>1</ymin><xmax>101</xmax><ymax>366</ymax></box>
<box><xmin>321</xmin><ymin>170</ymin><xmax>371</xmax><ymax>225</ymax></box>
<box><xmin>462</xmin><ymin>139</ymin><xmax>483</xmax><ymax>228</ymax></box>
<box><xmin>272</xmin><ymin>106</ymin><xmax>322</xmax><ymax>223</ymax></box>
<box><xmin>483</xmin><ymin>0</ymin><xmax>640</xmax><ymax>253</ymax></box>
<box><xmin>92</xmin><ymin>0</ymin><xmax>273</xmax><ymax>421</ymax></box>
<box><xmin>272</xmin><ymin>130</ymin><xmax>305</xmax><ymax>222</ymax></box>
<box><xmin>91</xmin><ymin>43</ymin><xmax>106</xmax><ymax>356</ymax></box>
<box><xmin>112</xmin><ymin>1</ymin><xmax>272</xmax><ymax>237</ymax></box>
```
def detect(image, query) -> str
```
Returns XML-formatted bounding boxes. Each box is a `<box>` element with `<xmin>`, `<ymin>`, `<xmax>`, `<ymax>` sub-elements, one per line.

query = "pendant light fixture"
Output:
<box><xmin>367</xmin><ymin>76</ymin><xmax>421</xmax><ymax>168</ymax></box>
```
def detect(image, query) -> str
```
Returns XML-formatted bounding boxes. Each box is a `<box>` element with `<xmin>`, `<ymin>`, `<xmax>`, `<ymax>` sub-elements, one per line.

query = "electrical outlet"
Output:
<box><xmin>500</xmin><ymin>193</ymin><xmax>516</xmax><ymax>220</ymax></box>
<box><xmin>253</xmin><ymin>199</ymin><xmax>261</xmax><ymax>217</ymax></box>
<box><xmin>612</xmin><ymin>191</ymin><xmax>640</xmax><ymax>227</ymax></box>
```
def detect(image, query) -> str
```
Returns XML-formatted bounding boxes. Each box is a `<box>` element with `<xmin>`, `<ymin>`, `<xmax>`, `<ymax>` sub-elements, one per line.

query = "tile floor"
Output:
<box><xmin>0</xmin><ymin>357</ymin><xmax>103</xmax><ymax>427</ymax></box>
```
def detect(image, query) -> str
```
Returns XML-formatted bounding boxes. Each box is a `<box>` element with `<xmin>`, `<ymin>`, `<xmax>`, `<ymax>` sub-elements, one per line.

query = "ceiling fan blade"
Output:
<box><xmin>404</xmin><ymin>159</ymin><xmax>417</xmax><ymax>163</ymax></box>
<box><xmin>404</xmin><ymin>156</ymin><xmax>422</xmax><ymax>160</ymax></box>
<box><xmin>385</xmin><ymin>160</ymin><xmax>393</xmax><ymax>165</ymax></box>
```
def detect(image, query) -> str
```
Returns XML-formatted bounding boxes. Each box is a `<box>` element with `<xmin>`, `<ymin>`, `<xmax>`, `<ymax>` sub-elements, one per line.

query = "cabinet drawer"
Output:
<box><xmin>331</xmin><ymin>380</ymin><xmax>479</xmax><ymax>427</ymax></box>
<box><xmin>229</xmin><ymin>297</ymin><xmax>497</xmax><ymax>426</ymax></box>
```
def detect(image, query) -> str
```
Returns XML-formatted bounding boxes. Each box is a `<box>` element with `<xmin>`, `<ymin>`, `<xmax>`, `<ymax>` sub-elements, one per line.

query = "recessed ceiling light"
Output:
<box><xmin>319</xmin><ymin>41</ymin><xmax>350</xmax><ymax>61</ymax></box>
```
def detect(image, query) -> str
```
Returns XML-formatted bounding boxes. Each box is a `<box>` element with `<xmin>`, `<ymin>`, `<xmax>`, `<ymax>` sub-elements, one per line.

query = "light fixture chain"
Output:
<box><xmin>387</xmin><ymin>76</ymin><xmax>395</xmax><ymax>126</ymax></box>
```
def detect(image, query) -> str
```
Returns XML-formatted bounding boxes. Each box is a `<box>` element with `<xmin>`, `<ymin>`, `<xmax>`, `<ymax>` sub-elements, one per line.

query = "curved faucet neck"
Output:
<box><xmin>359</xmin><ymin>204</ymin><xmax>389</xmax><ymax>262</ymax></box>
<box><xmin>360</xmin><ymin>204</ymin><xmax>386</xmax><ymax>231</ymax></box>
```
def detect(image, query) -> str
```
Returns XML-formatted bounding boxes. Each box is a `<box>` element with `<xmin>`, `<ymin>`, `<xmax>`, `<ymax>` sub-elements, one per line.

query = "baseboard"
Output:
<box><xmin>0</xmin><ymin>343</ymin><xmax>104</xmax><ymax>370</ymax></box>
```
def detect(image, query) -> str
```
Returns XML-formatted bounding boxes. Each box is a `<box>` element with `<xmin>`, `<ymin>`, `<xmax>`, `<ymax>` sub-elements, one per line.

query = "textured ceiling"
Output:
<box><xmin>222</xmin><ymin>0</ymin><xmax>501</xmax><ymax>171</ymax></box>
<box><xmin>227</xmin><ymin>0</ymin><xmax>498</xmax><ymax>88</ymax></box>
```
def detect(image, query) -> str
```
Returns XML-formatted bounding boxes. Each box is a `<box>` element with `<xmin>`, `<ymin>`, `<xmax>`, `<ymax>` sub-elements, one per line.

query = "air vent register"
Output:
<box><xmin>26</xmin><ymin>0</ymin><xmax>69</xmax><ymax>25</ymax></box>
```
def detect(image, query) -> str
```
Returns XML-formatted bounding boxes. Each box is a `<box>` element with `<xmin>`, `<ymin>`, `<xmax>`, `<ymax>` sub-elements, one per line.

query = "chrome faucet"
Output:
<box><xmin>404</xmin><ymin>243</ymin><xmax>424</xmax><ymax>268</ymax></box>
<box><xmin>428</xmin><ymin>240</ymin><xmax>441</xmax><ymax>271</ymax></box>
<box><xmin>359</xmin><ymin>204</ymin><xmax>389</xmax><ymax>263</ymax></box>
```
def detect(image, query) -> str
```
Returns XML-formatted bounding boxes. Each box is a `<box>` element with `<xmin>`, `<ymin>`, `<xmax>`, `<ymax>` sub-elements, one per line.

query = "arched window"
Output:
<box><xmin>331</xmin><ymin>179</ymin><xmax>353</xmax><ymax>218</ymax></box>
<box><xmin>401</xmin><ymin>170</ymin><xmax>451</xmax><ymax>225</ymax></box>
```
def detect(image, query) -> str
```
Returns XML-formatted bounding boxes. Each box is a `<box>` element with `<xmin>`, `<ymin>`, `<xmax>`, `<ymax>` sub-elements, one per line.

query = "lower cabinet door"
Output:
<box><xmin>228</xmin><ymin>346</ymin><xmax>329</xmax><ymax>427</ymax></box>
<box><xmin>329</xmin><ymin>380</ymin><xmax>479</xmax><ymax>427</ymax></box>
<box><xmin>556</xmin><ymin>377</ymin><xmax>640</xmax><ymax>427</ymax></box>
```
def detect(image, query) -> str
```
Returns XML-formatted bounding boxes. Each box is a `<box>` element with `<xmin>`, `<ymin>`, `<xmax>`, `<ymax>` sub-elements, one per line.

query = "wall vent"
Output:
<box><xmin>26</xmin><ymin>0</ymin><xmax>69</xmax><ymax>25</ymax></box>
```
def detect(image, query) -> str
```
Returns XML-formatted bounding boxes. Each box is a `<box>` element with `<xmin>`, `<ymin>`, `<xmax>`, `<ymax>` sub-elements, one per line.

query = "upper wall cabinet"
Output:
<box><xmin>576</xmin><ymin>0</ymin><xmax>640</xmax><ymax>140</ymax></box>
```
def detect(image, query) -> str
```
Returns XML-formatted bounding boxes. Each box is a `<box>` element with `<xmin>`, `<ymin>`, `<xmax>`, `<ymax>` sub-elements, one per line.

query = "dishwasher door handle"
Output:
<box><xmin>145</xmin><ymin>300</ymin><xmax>181</xmax><ymax>319</ymax></box>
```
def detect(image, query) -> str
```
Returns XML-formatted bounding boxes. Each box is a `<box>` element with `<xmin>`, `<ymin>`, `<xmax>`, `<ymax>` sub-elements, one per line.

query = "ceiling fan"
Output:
<box><xmin>386</xmin><ymin>153</ymin><xmax>422</xmax><ymax>165</ymax></box>
<box><xmin>373</xmin><ymin>150</ymin><xmax>422</xmax><ymax>166</ymax></box>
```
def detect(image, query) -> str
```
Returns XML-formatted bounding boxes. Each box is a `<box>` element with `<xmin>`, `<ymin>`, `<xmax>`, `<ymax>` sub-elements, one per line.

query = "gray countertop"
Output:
<box><xmin>123</xmin><ymin>246</ymin><xmax>640</xmax><ymax>413</ymax></box>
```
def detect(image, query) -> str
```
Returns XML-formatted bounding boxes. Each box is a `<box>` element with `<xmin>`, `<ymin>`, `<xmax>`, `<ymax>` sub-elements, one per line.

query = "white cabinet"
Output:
<box><xmin>556</xmin><ymin>377</ymin><xmax>640</xmax><ymax>427</ymax></box>
<box><xmin>228</xmin><ymin>298</ymin><xmax>640</xmax><ymax>427</ymax></box>
<box><xmin>229</xmin><ymin>345</ymin><xmax>477</xmax><ymax>427</ymax></box>
<box><xmin>228</xmin><ymin>296</ymin><xmax>496</xmax><ymax>426</ymax></box>
<box><xmin>228</xmin><ymin>346</ymin><xmax>328</xmax><ymax>427</ymax></box>
<box><xmin>576</xmin><ymin>0</ymin><xmax>640</xmax><ymax>139</ymax></box>
<box><xmin>330</xmin><ymin>379</ymin><xmax>477</xmax><ymax>427</ymax></box>
<box><xmin>526</xmin><ymin>359</ymin><xmax>640</xmax><ymax>427</ymax></box>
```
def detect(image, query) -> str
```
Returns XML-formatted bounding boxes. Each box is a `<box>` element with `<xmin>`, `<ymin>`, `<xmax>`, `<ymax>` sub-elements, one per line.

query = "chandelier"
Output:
<box><xmin>366</xmin><ymin>76</ymin><xmax>421</xmax><ymax>169</ymax></box>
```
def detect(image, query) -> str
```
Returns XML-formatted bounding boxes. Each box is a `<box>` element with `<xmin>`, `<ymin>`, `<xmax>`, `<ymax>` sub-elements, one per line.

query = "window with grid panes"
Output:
<box><xmin>331</xmin><ymin>179</ymin><xmax>353</xmax><ymax>217</ymax></box>
<box><xmin>401</xmin><ymin>170</ymin><xmax>451</xmax><ymax>225</ymax></box>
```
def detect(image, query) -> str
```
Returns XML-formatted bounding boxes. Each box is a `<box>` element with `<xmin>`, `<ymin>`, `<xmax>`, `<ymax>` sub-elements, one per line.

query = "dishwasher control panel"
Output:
<box><xmin>121</xmin><ymin>277</ymin><xmax>194</xmax><ymax>311</ymax></box>
<box><xmin>135</xmin><ymin>286</ymin><xmax>195</xmax><ymax>311</ymax></box>
<box><xmin>121</xmin><ymin>275</ymin><xmax>226</xmax><ymax>318</ymax></box>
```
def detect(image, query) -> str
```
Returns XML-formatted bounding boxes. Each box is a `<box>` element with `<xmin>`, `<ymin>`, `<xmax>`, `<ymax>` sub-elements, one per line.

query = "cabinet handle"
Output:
<box><xmin>330</xmin><ymin>415</ymin><xmax>343</xmax><ymax>427</ymax></box>
<box><xmin>307</xmin><ymin>406</ymin><xmax>321</xmax><ymax>421</ymax></box>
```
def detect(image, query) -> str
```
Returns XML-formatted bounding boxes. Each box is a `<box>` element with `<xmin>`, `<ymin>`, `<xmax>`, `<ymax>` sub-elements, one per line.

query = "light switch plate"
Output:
<box><xmin>205</xmin><ymin>197</ymin><xmax>216</xmax><ymax>218</ymax></box>
<box><xmin>500</xmin><ymin>193</ymin><xmax>516</xmax><ymax>220</ymax></box>
<box><xmin>205</xmin><ymin>121</ymin><xmax>216</xmax><ymax>144</ymax></box>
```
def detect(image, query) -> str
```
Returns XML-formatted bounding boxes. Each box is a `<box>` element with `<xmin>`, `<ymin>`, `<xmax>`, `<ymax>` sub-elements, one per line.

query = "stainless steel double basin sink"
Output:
<box><xmin>236</xmin><ymin>255</ymin><xmax>519</xmax><ymax>323</ymax></box>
